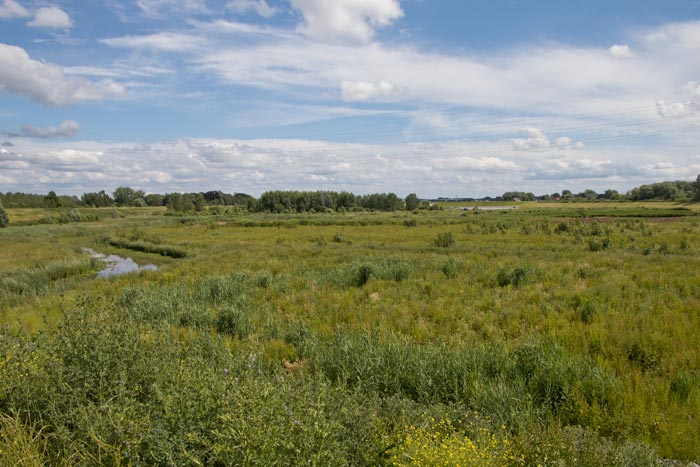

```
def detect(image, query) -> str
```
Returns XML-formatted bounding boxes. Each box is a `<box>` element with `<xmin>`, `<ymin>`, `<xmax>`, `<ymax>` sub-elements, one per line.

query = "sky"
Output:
<box><xmin>1</xmin><ymin>0</ymin><xmax>700</xmax><ymax>198</ymax></box>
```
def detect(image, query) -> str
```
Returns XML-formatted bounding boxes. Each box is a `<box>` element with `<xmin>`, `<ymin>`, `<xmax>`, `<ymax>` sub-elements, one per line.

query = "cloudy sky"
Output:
<box><xmin>1</xmin><ymin>0</ymin><xmax>700</xmax><ymax>197</ymax></box>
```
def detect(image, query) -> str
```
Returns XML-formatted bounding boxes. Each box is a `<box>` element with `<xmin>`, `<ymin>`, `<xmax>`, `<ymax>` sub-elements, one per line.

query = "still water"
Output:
<box><xmin>83</xmin><ymin>248</ymin><xmax>158</xmax><ymax>278</ymax></box>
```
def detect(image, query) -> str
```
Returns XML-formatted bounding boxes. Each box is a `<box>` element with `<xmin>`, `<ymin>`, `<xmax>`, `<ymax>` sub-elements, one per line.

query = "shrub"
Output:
<box><xmin>587</xmin><ymin>237</ymin><xmax>611</xmax><ymax>252</ymax></box>
<box><xmin>434</xmin><ymin>232</ymin><xmax>455</xmax><ymax>248</ymax></box>
<box><xmin>496</xmin><ymin>265</ymin><xmax>534</xmax><ymax>287</ymax></box>
<box><xmin>0</xmin><ymin>205</ymin><xmax>8</xmax><ymax>228</ymax></box>
<box><xmin>355</xmin><ymin>264</ymin><xmax>374</xmax><ymax>287</ymax></box>
<box><xmin>440</xmin><ymin>258</ymin><xmax>459</xmax><ymax>278</ymax></box>
<box><xmin>215</xmin><ymin>306</ymin><xmax>251</xmax><ymax>338</ymax></box>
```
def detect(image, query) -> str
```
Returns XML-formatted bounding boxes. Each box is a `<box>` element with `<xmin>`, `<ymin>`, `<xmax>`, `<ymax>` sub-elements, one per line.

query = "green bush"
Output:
<box><xmin>0</xmin><ymin>205</ymin><xmax>8</xmax><ymax>228</ymax></box>
<box><xmin>433</xmin><ymin>232</ymin><xmax>455</xmax><ymax>248</ymax></box>
<box><xmin>215</xmin><ymin>306</ymin><xmax>252</xmax><ymax>338</ymax></box>
<box><xmin>496</xmin><ymin>265</ymin><xmax>535</xmax><ymax>287</ymax></box>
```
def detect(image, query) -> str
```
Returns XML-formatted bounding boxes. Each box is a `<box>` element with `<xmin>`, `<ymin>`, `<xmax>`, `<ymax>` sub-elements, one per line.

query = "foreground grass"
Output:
<box><xmin>1</xmin><ymin>204</ymin><xmax>699</xmax><ymax>465</ymax></box>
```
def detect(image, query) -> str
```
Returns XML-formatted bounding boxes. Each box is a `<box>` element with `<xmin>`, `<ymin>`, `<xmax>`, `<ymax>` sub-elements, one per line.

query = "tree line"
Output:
<box><xmin>256</xmin><ymin>191</ymin><xmax>420</xmax><ymax>213</ymax></box>
<box><xmin>0</xmin><ymin>188</ymin><xmax>254</xmax><ymax>210</ymax></box>
<box><xmin>502</xmin><ymin>177</ymin><xmax>700</xmax><ymax>203</ymax></box>
<box><xmin>1</xmin><ymin>176</ymin><xmax>698</xmax><ymax>221</ymax></box>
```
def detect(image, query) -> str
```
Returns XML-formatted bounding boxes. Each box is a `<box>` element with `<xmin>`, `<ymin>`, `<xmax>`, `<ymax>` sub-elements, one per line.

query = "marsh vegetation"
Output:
<box><xmin>1</xmin><ymin>202</ymin><xmax>699</xmax><ymax>466</ymax></box>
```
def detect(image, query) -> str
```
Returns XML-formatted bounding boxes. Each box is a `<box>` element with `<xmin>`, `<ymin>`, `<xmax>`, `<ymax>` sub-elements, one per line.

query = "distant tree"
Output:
<box><xmin>583</xmin><ymin>189</ymin><xmax>597</xmax><ymax>200</ymax></box>
<box><xmin>626</xmin><ymin>181</ymin><xmax>693</xmax><ymax>201</ymax></box>
<box><xmin>601</xmin><ymin>189</ymin><xmax>621</xmax><ymax>200</ymax></box>
<box><xmin>695</xmin><ymin>175</ymin><xmax>700</xmax><ymax>201</ymax></box>
<box><xmin>144</xmin><ymin>193</ymin><xmax>165</xmax><ymax>206</ymax></box>
<box><xmin>113</xmin><ymin>186</ymin><xmax>145</xmax><ymax>206</ymax></box>
<box><xmin>193</xmin><ymin>193</ymin><xmax>206</xmax><ymax>212</ymax></box>
<box><xmin>233</xmin><ymin>193</ymin><xmax>255</xmax><ymax>206</ymax></box>
<box><xmin>502</xmin><ymin>191</ymin><xmax>535</xmax><ymax>201</ymax></box>
<box><xmin>405</xmin><ymin>193</ymin><xmax>420</xmax><ymax>210</ymax></box>
<box><xmin>166</xmin><ymin>193</ymin><xmax>195</xmax><ymax>212</ymax></box>
<box><xmin>246</xmin><ymin>197</ymin><xmax>258</xmax><ymax>212</ymax></box>
<box><xmin>561</xmin><ymin>190</ymin><xmax>572</xmax><ymax>199</ymax></box>
<box><xmin>81</xmin><ymin>190</ymin><xmax>114</xmax><ymax>207</ymax></box>
<box><xmin>0</xmin><ymin>198</ymin><xmax>8</xmax><ymax>228</ymax></box>
<box><xmin>44</xmin><ymin>191</ymin><xmax>60</xmax><ymax>208</ymax></box>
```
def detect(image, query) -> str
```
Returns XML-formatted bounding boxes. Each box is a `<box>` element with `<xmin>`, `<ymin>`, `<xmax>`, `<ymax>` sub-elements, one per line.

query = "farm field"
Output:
<box><xmin>1</xmin><ymin>203</ymin><xmax>700</xmax><ymax>466</ymax></box>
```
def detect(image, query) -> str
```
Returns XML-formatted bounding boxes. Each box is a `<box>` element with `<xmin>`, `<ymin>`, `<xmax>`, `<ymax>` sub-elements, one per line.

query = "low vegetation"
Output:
<box><xmin>1</xmin><ymin>201</ymin><xmax>699</xmax><ymax>465</ymax></box>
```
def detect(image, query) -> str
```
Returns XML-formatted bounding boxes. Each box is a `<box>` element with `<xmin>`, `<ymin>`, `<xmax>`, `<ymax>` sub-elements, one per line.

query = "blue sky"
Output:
<box><xmin>1</xmin><ymin>0</ymin><xmax>700</xmax><ymax>197</ymax></box>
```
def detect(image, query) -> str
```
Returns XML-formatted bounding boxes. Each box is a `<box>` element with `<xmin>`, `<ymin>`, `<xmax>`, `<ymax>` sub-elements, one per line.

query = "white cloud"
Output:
<box><xmin>656</xmin><ymin>100</ymin><xmax>697</xmax><ymax>118</ymax></box>
<box><xmin>290</xmin><ymin>0</ymin><xmax>404</xmax><ymax>42</ymax></box>
<box><xmin>0</xmin><ymin>43</ymin><xmax>126</xmax><ymax>105</ymax></box>
<box><xmin>226</xmin><ymin>0</ymin><xmax>277</xmax><ymax>18</ymax></box>
<box><xmin>609</xmin><ymin>44</ymin><xmax>634</xmax><ymax>58</ymax></box>
<box><xmin>27</xmin><ymin>6</ymin><xmax>73</xmax><ymax>28</ymax></box>
<box><xmin>101</xmin><ymin>32</ymin><xmax>207</xmax><ymax>52</ymax></box>
<box><xmin>684</xmin><ymin>81</ymin><xmax>700</xmax><ymax>96</ymax></box>
<box><xmin>513</xmin><ymin>128</ymin><xmax>583</xmax><ymax>151</ymax></box>
<box><xmin>136</xmin><ymin>0</ymin><xmax>208</xmax><ymax>16</ymax></box>
<box><xmin>8</xmin><ymin>135</ymin><xmax>688</xmax><ymax>198</ymax></box>
<box><xmin>433</xmin><ymin>155</ymin><xmax>518</xmax><ymax>171</ymax></box>
<box><xmin>13</xmin><ymin>120</ymin><xmax>81</xmax><ymax>138</ymax></box>
<box><xmin>0</xmin><ymin>0</ymin><xmax>28</xmax><ymax>18</ymax></box>
<box><xmin>191</xmin><ymin>26</ymin><xmax>670</xmax><ymax>117</ymax></box>
<box><xmin>513</xmin><ymin>128</ymin><xmax>550</xmax><ymax>150</ymax></box>
<box><xmin>341</xmin><ymin>79</ymin><xmax>396</xmax><ymax>101</ymax></box>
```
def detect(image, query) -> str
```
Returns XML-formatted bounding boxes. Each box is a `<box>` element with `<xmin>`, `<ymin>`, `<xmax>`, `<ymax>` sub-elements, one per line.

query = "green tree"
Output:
<box><xmin>405</xmin><ymin>193</ymin><xmax>419</xmax><ymax>210</ymax></box>
<box><xmin>0</xmin><ymin>197</ymin><xmax>8</xmax><ymax>228</ymax></box>
<box><xmin>145</xmin><ymin>193</ymin><xmax>166</xmax><ymax>206</ymax></box>
<box><xmin>81</xmin><ymin>190</ymin><xmax>114</xmax><ymax>207</ymax></box>
<box><xmin>193</xmin><ymin>193</ymin><xmax>206</xmax><ymax>212</ymax></box>
<box><xmin>695</xmin><ymin>175</ymin><xmax>700</xmax><ymax>201</ymax></box>
<box><xmin>113</xmin><ymin>187</ymin><xmax>146</xmax><ymax>206</ymax></box>
<box><xmin>43</xmin><ymin>191</ymin><xmax>60</xmax><ymax>208</ymax></box>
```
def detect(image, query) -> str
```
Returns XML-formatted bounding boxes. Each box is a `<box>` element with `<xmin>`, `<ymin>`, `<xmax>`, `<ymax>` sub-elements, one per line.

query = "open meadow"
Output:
<box><xmin>2</xmin><ymin>202</ymin><xmax>700</xmax><ymax>466</ymax></box>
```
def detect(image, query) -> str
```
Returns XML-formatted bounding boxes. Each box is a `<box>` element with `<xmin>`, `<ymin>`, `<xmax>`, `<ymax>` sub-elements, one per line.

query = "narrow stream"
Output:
<box><xmin>83</xmin><ymin>248</ymin><xmax>158</xmax><ymax>278</ymax></box>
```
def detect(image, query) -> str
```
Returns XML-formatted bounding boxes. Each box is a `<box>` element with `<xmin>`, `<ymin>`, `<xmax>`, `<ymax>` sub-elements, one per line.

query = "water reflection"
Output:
<box><xmin>83</xmin><ymin>248</ymin><xmax>158</xmax><ymax>278</ymax></box>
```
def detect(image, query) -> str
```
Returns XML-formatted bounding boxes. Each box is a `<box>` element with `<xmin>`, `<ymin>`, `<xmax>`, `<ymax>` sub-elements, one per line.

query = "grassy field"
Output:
<box><xmin>1</xmin><ymin>203</ymin><xmax>699</xmax><ymax>466</ymax></box>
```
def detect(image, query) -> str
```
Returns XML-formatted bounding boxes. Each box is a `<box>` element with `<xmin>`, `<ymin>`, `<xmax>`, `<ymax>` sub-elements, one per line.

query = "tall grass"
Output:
<box><xmin>1</xmin><ymin>204</ymin><xmax>700</xmax><ymax>464</ymax></box>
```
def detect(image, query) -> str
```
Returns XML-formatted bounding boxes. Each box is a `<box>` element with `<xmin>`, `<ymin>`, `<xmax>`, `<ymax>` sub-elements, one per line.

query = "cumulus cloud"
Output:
<box><xmin>512</xmin><ymin>128</ymin><xmax>584</xmax><ymax>151</ymax></box>
<box><xmin>526</xmin><ymin>159</ymin><xmax>620</xmax><ymax>180</ymax></box>
<box><xmin>3</xmin><ymin>120</ymin><xmax>81</xmax><ymax>138</ymax></box>
<box><xmin>27</xmin><ymin>6</ymin><xmax>73</xmax><ymax>28</ymax></box>
<box><xmin>2</xmin><ymin>136</ymin><xmax>698</xmax><ymax>197</ymax></box>
<box><xmin>100</xmin><ymin>32</ymin><xmax>207</xmax><ymax>52</ymax></box>
<box><xmin>341</xmin><ymin>79</ymin><xmax>396</xmax><ymax>101</ymax></box>
<box><xmin>656</xmin><ymin>100</ymin><xmax>698</xmax><ymax>118</ymax></box>
<box><xmin>226</xmin><ymin>0</ymin><xmax>277</xmax><ymax>18</ymax></box>
<box><xmin>0</xmin><ymin>0</ymin><xmax>28</xmax><ymax>18</ymax></box>
<box><xmin>432</xmin><ymin>156</ymin><xmax>518</xmax><ymax>171</ymax></box>
<box><xmin>609</xmin><ymin>44</ymin><xmax>634</xmax><ymax>58</ymax></box>
<box><xmin>0</xmin><ymin>43</ymin><xmax>126</xmax><ymax>105</ymax></box>
<box><xmin>290</xmin><ymin>0</ymin><xmax>404</xmax><ymax>42</ymax></box>
<box><xmin>684</xmin><ymin>81</ymin><xmax>700</xmax><ymax>96</ymax></box>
